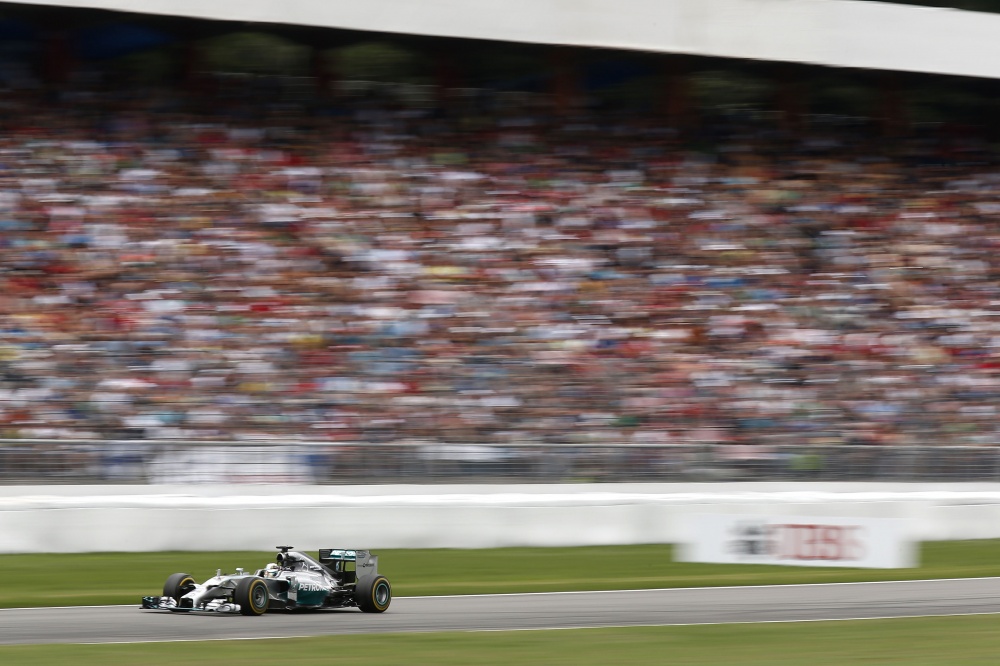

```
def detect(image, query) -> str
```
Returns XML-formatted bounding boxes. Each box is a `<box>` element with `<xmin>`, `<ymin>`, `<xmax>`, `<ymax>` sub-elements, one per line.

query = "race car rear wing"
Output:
<box><xmin>318</xmin><ymin>549</ymin><xmax>379</xmax><ymax>576</ymax></box>
<box><xmin>319</xmin><ymin>549</ymin><xmax>357</xmax><ymax>562</ymax></box>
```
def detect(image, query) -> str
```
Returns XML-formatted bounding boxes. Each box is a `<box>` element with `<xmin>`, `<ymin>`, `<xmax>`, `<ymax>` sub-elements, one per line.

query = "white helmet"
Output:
<box><xmin>264</xmin><ymin>562</ymin><xmax>280</xmax><ymax>577</ymax></box>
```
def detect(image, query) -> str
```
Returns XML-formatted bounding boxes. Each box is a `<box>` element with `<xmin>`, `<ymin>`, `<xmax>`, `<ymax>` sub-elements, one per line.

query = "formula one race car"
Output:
<box><xmin>141</xmin><ymin>546</ymin><xmax>391</xmax><ymax>615</ymax></box>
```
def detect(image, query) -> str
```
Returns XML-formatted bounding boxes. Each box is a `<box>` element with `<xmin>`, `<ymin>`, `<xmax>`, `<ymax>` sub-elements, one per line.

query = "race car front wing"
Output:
<box><xmin>141</xmin><ymin>596</ymin><xmax>242</xmax><ymax>613</ymax></box>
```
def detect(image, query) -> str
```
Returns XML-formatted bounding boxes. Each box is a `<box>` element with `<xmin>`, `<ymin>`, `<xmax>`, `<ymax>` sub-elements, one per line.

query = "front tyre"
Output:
<box><xmin>163</xmin><ymin>573</ymin><xmax>196</xmax><ymax>602</ymax></box>
<box><xmin>356</xmin><ymin>575</ymin><xmax>391</xmax><ymax>613</ymax></box>
<box><xmin>233</xmin><ymin>576</ymin><xmax>270</xmax><ymax>616</ymax></box>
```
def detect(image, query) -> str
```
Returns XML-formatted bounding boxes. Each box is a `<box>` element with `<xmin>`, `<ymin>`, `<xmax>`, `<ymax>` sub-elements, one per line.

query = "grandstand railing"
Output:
<box><xmin>1</xmin><ymin>439</ymin><xmax>999</xmax><ymax>485</ymax></box>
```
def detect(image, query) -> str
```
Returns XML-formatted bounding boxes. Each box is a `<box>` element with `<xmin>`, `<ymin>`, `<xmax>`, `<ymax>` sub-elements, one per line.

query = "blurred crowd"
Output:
<box><xmin>1</xmin><ymin>84</ymin><xmax>1000</xmax><ymax>450</ymax></box>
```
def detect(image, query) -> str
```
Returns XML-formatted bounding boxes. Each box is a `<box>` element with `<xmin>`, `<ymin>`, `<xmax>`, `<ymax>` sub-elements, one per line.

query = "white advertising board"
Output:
<box><xmin>677</xmin><ymin>514</ymin><xmax>916</xmax><ymax>569</ymax></box>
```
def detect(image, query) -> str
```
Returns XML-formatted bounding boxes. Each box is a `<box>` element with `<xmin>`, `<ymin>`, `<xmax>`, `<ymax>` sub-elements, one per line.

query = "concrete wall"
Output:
<box><xmin>3</xmin><ymin>482</ymin><xmax>1000</xmax><ymax>553</ymax></box>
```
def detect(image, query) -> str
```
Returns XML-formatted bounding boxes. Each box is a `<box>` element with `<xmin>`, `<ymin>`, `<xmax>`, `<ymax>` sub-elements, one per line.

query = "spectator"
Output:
<box><xmin>0</xmin><ymin>82</ymin><xmax>998</xmax><ymax>455</ymax></box>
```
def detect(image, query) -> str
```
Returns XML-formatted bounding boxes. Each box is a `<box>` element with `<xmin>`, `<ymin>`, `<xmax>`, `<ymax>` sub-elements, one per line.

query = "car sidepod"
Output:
<box><xmin>287</xmin><ymin>573</ymin><xmax>330</xmax><ymax>607</ymax></box>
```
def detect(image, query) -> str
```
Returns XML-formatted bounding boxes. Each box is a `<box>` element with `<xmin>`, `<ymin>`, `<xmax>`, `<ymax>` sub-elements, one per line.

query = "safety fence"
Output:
<box><xmin>2</xmin><ymin>439</ymin><xmax>1000</xmax><ymax>484</ymax></box>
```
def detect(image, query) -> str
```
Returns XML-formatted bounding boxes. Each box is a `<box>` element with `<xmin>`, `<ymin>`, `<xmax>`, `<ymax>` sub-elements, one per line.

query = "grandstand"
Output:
<box><xmin>0</xmin><ymin>0</ymin><xmax>998</xmax><ymax>484</ymax></box>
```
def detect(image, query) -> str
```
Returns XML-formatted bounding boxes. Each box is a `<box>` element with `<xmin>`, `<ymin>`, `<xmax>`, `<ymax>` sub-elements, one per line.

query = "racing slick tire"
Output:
<box><xmin>234</xmin><ymin>576</ymin><xmax>270</xmax><ymax>616</ymax></box>
<box><xmin>356</xmin><ymin>575</ymin><xmax>391</xmax><ymax>613</ymax></box>
<box><xmin>163</xmin><ymin>573</ymin><xmax>196</xmax><ymax>602</ymax></box>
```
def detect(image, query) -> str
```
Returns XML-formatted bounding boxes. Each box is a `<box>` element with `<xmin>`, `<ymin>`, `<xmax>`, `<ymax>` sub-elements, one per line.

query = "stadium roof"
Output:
<box><xmin>4</xmin><ymin>0</ymin><xmax>1000</xmax><ymax>79</ymax></box>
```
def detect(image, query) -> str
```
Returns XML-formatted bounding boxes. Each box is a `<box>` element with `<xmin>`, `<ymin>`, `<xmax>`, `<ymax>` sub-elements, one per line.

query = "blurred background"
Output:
<box><xmin>1</xmin><ymin>0</ymin><xmax>1000</xmax><ymax>485</ymax></box>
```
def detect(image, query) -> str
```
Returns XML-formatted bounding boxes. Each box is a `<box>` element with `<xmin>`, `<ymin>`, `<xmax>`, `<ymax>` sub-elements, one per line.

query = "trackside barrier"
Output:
<box><xmin>4</xmin><ymin>440</ymin><xmax>1000</xmax><ymax>484</ymax></box>
<box><xmin>2</xmin><ymin>483</ymin><xmax>1000</xmax><ymax>553</ymax></box>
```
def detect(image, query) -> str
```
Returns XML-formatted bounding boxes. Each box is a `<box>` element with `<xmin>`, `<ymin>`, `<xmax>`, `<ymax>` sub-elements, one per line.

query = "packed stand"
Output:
<box><xmin>0</xmin><ymin>86</ymin><xmax>998</xmax><ymax>456</ymax></box>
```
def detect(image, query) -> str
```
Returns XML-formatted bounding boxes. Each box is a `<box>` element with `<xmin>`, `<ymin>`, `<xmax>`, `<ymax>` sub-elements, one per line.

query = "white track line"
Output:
<box><xmin>4</xmin><ymin>576</ymin><xmax>1000</xmax><ymax>611</ymax></box>
<box><xmin>413</xmin><ymin>576</ymin><xmax>1000</xmax><ymax>599</ymax></box>
<box><xmin>5</xmin><ymin>580</ymin><xmax>1000</xmax><ymax>646</ymax></box>
<box><xmin>56</xmin><ymin>611</ymin><xmax>1000</xmax><ymax>646</ymax></box>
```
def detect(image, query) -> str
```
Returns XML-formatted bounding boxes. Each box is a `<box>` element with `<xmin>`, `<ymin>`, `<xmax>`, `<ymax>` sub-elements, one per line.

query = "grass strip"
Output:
<box><xmin>3</xmin><ymin>616</ymin><xmax>1000</xmax><ymax>665</ymax></box>
<box><xmin>0</xmin><ymin>540</ymin><xmax>998</xmax><ymax>609</ymax></box>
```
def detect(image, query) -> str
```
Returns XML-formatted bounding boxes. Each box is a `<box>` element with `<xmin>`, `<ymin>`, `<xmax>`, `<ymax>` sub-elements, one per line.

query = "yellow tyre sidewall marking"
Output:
<box><xmin>249</xmin><ymin>579</ymin><xmax>267</xmax><ymax>614</ymax></box>
<box><xmin>372</xmin><ymin>578</ymin><xmax>390</xmax><ymax>610</ymax></box>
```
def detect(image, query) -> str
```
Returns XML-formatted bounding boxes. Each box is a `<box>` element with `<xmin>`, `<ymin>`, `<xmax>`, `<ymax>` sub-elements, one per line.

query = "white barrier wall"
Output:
<box><xmin>4</xmin><ymin>483</ymin><xmax>1000</xmax><ymax>553</ymax></box>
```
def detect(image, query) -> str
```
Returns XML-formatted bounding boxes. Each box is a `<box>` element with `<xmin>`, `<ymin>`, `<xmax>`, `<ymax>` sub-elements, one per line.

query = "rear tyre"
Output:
<box><xmin>356</xmin><ymin>575</ymin><xmax>391</xmax><ymax>613</ymax></box>
<box><xmin>163</xmin><ymin>573</ymin><xmax>196</xmax><ymax>602</ymax></box>
<box><xmin>234</xmin><ymin>576</ymin><xmax>270</xmax><ymax>616</ymax></box>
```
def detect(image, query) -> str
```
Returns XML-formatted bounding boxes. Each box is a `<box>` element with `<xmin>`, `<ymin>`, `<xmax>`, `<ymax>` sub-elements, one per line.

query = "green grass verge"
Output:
<box><xmin>1</xmin><ymin>540</ymin><xmax>999</xmax><ymax>608</ymax></box>
<box><xmin>3</xmin><ymin>616</ymin><xmax>1000</xmax><ymax>665</ymax></box>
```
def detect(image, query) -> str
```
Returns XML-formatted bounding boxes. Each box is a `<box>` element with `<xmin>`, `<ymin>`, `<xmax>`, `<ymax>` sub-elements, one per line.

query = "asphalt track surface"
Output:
<box><xmin>4</xmin><ymin>578</ymin><xmax>1000</xmax><ymax>645</ymax></box>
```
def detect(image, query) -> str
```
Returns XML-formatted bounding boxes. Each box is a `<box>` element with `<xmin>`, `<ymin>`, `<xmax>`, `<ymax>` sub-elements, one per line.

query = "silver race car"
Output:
<box><xmin>141</xmin><ymin>546</ymin><xmax>391</xmax><ymax>615</ymax></box>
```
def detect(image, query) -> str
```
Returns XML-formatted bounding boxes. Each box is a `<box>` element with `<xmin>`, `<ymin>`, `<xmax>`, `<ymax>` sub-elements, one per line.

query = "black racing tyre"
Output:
<box><xmin>234</xmin><ymin>576</ymin><xmax>270</xmax><ymax>616</ymax></box>
<box><xmin>163</xmin><ymin>573</ymin><xmax>196</xmax><ymax>602</ymax></box>
<box><xmin>355</xmin><ymin>575</ymin><xmax>391</xmax><ymax>613</ymax></box>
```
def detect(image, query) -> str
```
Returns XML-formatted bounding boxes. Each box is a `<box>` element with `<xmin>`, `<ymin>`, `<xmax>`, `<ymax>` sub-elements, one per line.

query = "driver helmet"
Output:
<box><xmin>264</xmin><ymin>562</ymin><xmax>280</xmax><ymax>578</ymax></box>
